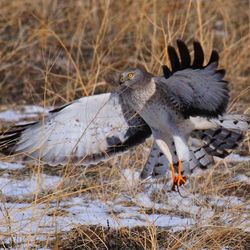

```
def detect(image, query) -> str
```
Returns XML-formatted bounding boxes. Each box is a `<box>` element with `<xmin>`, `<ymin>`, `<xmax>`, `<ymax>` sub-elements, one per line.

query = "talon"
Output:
<box><xmin>176</xmin><ymin>175</ymin><xmax>186</xmax><ymax>186</ymax></box>
<box><xmin>170</xmin><ymin>160</ymin><xmax>187</xmax><ymax>191</ymax></box>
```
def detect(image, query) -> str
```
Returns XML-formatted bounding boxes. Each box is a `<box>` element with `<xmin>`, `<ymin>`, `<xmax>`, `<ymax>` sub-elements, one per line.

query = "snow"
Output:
<box><xmin>0</xmin><ymin>161</ymin><xmax>25</xmax><ymax>170</ymax></box>
<box><xmin>0</xmin><ymin>167</ymin><xmax>249</xmax><ymax>248</ymax></box>
<box><xmin>121</xmin><ymin>168</ymin><xmax>140</xmax><ymax>186</ymax></box>
<box><xmin>224</xmin><ymin>153</ymin><xmax>250</xmax><ymax>163</ymax></box>
<box><xmin>0</xmin><ymin>105</ymin><xmax>249</xmax><ymax>248</ymax></box>
<box><xmin>0</xmin><ymin>174</ymin><xmax>62</xmax><ymax>197</ymax></box>
<box><xmin>0</xmin><ymin>105</ymin><xmax>49</xmax><ymax>122</ymax></box>
<box><xmin>233</xmin><ymin>174</ymin><xmax>250</xmax><ymax>184</ymax></box>
<box><xmin>0</xmin><ymin>195</ymin><xmax>194</xmax><ymax>240</ymax></box>
<box><xmin>61</xmin><ymin>196</ymin><xmax>194</xmax><ymax>230</ymax></box>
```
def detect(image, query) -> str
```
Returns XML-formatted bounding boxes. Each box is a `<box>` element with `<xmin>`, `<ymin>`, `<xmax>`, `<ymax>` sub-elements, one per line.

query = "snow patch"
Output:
<box><xmin>0</xmin><ymin>168</ymin><xmax>249</xmax><ymax>248</ymax></box>
<box><xmin>0</xmin><ymin>105</ymin><xmax>49</xmax><ymax>122</ymax></box>
<box><xmin>0</xmin><ymin>161</ymin><xmax>25</xmax><ymax>170</ymax></box>
<box><xmin>121</xmin><ymin>168</ymin><xmax>140</xmax><ymax>186</ymax></box>
<box><xmin>0</xmin><ymin>174</ymin><xmax>62</xmax><ymax>197</ymax></box>
<box><xmin>233</xmin><ymin>174</ymin><xmax>250</xmax><ymax>184</ymax></box>
<box><xmin>220</xmin><ymin>153</ymin><xmax>250</xmax><ymax>163</ymax></box>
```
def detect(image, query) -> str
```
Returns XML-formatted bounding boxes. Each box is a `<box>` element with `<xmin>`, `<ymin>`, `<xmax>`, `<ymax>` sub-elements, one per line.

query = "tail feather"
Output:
<box><xmin>192</xmin><ymin>114</ymin><xmax>249</xmax><ymax>158</ymax></box>
<box><xmin>140</xmin><ymin>142</ymin><xmax>216</xmax><ymax>179</ymax></box>
<box><xmin>193</xmin><ymin>128</ymin><xmax>244</xmax><ymax>158</ymax></box>
<box><xmin>141</xmin><ymin>114</ymin><xmax>249</xmax><ymax>179</ymax></box>
<box><xmin>191</xmin><ymin>146</ymin><xmax>214</xmax><ymax>170</ymax></box>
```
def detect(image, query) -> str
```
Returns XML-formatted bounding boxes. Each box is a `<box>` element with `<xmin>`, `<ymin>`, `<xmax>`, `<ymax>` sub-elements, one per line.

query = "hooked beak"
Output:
<box><xmin>119</xmin><ymin>75</ymin><xmax>125</xmax><ymax>85</ymax></box>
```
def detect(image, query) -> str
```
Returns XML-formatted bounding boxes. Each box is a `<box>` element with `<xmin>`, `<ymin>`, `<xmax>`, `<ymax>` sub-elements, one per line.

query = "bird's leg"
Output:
<box><xmin>176</xmin><ymin>160</ymin><xmax>186</xmax><ymax>186</ymax></box>
<box><xmin>153</xmin><ymin>135</ymin><xmax>186</xmax><ymax>191</ymax></box>
<box><xmin>170</xmin><ymin>162</ymin><xmax>175</xmax><ymax>181</ymax></box>
<box><xmin>171</xmin><ymin>161</ymin><xmax>187</xmax><ymax>191</ymax></box>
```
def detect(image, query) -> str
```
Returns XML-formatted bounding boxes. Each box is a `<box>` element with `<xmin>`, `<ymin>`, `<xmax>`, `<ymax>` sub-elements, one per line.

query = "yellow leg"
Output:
<box><xmin>176</xmin><ymin>160</ymin><xmax>186</xmax><ymax>186</ymax></box>
<box><xmin>171</xmin><ymin>160</ymin><xmax>187</xmax><ymax>191</ymax></box>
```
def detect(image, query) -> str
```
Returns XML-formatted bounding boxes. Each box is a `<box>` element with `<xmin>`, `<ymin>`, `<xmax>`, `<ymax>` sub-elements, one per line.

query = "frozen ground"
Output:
<box><xmin>1</xmin><ymin>166</ymin><xmax>249</xmax><ymax>248</ymax></box>
<box><xmin>0</xmin><ymin>106</ymin><xmax>249</xmax><ymax>248</ymax></box>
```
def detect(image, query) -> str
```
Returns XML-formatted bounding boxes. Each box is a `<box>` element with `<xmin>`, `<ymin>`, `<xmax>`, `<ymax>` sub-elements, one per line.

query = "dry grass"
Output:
<box><xmin>51</xmin><ymin>226</ymin><xmax>250</xmax><ymax>250</ymax></box>
<box><xmin>0</xmin><ymin>0</ymin><xmax>250</xmax><ymax>249</ymax></box>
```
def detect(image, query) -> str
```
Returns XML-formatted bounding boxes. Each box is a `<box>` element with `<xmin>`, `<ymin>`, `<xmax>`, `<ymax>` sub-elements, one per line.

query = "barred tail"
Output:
<box><xmin>193</xmin><ymin>128</ymin><xmax>244</xmax><ymax>158</ymax></box>
<box><xmin>140</xmin><ymin>114</ymin><xmax>249</xmax><ymax>179</ymax></box>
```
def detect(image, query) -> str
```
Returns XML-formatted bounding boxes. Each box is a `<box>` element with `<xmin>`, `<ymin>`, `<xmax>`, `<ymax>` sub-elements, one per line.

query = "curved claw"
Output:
<box><xmin>171</xmin><ymin>175</ymin><xmax>187</xmax><ymax>191</ymax></box>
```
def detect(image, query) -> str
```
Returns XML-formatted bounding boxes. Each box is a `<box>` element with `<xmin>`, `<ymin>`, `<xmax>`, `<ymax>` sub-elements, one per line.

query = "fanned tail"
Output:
<box><xmin>140</xmin><ymin>114</ymin><xmax>249</xmax><ymax>179</ymax></box>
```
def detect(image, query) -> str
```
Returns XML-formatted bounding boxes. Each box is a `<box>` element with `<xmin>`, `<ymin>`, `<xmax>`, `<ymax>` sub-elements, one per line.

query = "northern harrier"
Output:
<box><xmin>0</xmin><ymin>40</ymin><xmax>249</xmax><ymax>190</ymax></box>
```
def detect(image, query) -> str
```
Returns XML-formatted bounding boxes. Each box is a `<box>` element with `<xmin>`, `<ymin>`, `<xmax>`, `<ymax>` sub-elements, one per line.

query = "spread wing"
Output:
<box><xmin>0</xmin><ymin>93</ymin><xmax>151</xmax><ymax>166</ymax></box>
<box><xmin>158</xmin><ymin>40</ymin><xmax>229</xmax><ymax>118</ymax></box>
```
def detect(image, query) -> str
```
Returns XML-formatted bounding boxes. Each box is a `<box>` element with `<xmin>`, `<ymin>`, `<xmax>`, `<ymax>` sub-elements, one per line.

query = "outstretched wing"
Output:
<box><xmin>158</xmin><ymin>40</ymin><xmax>229</xmax><ymax>118</ymax></box>
<box><xmin>0</xmin><ymin>93</ymin><xmax>151</xmax><ymax>166</ymax></box>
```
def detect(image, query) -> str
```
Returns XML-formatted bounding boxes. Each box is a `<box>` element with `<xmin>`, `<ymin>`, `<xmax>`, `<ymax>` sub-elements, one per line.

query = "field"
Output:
<box><xmin>0</xmin><ymin>0</ymin><xmax>250</xmax><ymax>249</ymax></box>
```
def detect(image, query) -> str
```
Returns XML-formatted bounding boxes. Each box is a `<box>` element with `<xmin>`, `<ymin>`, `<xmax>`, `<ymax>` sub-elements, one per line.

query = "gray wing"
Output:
<box><xmin>0</xmin><ymin>93</ymin><xmax>151</xmax><ymax>166</ymax></box>
<box><xmin>158</xmin><ymin>40</ymin><xmax>229</xmax><ymax>118</ymax></box>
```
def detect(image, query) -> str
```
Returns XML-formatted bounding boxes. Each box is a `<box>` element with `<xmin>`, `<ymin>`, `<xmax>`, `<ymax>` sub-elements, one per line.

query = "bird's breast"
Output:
<box><xmin>122</xmin><ymin>80</ymin><xmax>156</xmax><ymax>112</ymax></box>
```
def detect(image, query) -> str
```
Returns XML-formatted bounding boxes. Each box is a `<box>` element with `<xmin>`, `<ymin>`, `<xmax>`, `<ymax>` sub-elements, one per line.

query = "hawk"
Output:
<box><xmin>0</xmin><ymin>40</ymin><xmax>249</xmax><ymax>190</ymax></box>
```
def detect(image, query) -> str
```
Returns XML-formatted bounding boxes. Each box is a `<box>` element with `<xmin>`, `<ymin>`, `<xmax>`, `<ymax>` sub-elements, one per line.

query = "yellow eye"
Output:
<box><xmin>127</xmin><ymin>72</ymin><xmax>134</xmax><ymax>79</ymax></box>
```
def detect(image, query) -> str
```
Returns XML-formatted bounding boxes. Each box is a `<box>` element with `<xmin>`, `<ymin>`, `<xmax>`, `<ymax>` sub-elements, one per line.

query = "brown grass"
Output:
<box><xmin>0</xmin><ymin>0</ymin><xmax>250</xmax><ymax>249</ymax></box>
<box><xmin>50</xmin><ymin>226</ymin><xmax>250</xmax><ymax>250</ymax></box>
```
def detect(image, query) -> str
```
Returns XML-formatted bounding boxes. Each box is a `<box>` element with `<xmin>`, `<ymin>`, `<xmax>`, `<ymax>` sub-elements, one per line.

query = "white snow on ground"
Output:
<box><xmin>219</xmin><ymin>153</ymin><xmax>250</xmax><ymax>163</ymax></box>
<box><xmin>22</xmin><ymin>105</ymin><xmax>49</xmax><ymax>114</ymax></box>
<box><xmin>0</xmin><ymin>105</ymin><xmax>49</xmax><ymax>122</ymax></box>
<box><xmin>0</xmin><ymin>176</ymin><xmax>249</xmax><ymax>248</ymax></box>
<box><xmin>0</xmin><ymin>110</ymin><xmax>32</xmax><ymax>122</ymax></box>
<box><xmin>0</xmin><ymin>197</ymin><xmax>194</xmax><ymax>247</ymax></box>
<box><xmin>0</xmin><ymin>161</ymin><xmax>25</xmax><ymax>170</ymax></box>
<box><xmin>0</xmin><ymin>167</ymin><xmax>249</xmax><ymax>248</ymax></box>
<box><xmin>233</xmin><ymin>174</ymin><xmax>250</xmax><ymax>183</ymax></box>
<box><xmin>0</xmin><ymin>174</ymin><xmax>61</xmax><ymax>197</ymax></box>
<box><xmin>0</xmin><ymin>106</ymin><xmax>249</xmax><ymax>248</ymax></box>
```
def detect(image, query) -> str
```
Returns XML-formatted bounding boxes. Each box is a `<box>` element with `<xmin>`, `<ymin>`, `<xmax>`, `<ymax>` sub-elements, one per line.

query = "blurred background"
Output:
<box><xmin>0</xmin><ymin>0</ymin><xmax>249</xmax><ymax>108</ymax></box>
<box><xmin>0</xmin><ymin>1</ymin><xmax>249</xmax><ymax>249</ymax></box>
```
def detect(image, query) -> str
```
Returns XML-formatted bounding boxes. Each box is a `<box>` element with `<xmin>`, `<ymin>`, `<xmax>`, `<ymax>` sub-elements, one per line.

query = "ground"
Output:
<box><xmin>0</xmin><ymin>0</ymin><xmax>249</xmax><ymax>249</ymax></box>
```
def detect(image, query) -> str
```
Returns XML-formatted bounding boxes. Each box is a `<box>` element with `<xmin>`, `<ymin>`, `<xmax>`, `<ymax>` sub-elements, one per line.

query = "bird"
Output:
<box><xmin>0</xmin><ymin>40</ymin><xmax>249</xmax><ymax>190</ymax></box>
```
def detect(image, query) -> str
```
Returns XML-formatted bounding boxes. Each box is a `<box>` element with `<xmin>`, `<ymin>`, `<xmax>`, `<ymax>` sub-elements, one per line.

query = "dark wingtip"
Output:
<box><xmin>176</xmin><ymin>39</ymin><xmax>191</xmax><ymax>68</ymax></box>
<box><xmin>192</xmin><ymin>40</ymin><xmax>204</xmax><ymax>68</ymax></box>
<box><xmin>162</xmin><ymin>40</ymin><xmax>226</xmax><ymax>86</ymax></box>
<box><xmin>167</xmin><ymin>45</ymin><xmax>181</xmax><ymax>72</ymax></box>
<box><xmin>0</xmin><ymin>133</ymin><xmax>20</xmax><ymax>155</ymax></box>
<box><xmin>215</xmin><ymin>69</ymin><xmax>226</xmax><ymax>78</ymax></box>
<box><xmin>207</xmin><ymin>49</ymin><xmax>219</xmax><ymax>66</ymax></box>
<box><xmin>49</xmin><ymin>103</ymin><xmax>72</xmax><ymax>113</ymax></box>
<box><xmin>162</xmin><ymin>65</ymin><xmax>172</xmax><ymax>78</ymax></box>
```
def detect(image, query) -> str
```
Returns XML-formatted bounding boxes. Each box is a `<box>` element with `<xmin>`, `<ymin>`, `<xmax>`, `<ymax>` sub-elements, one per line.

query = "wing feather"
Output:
<box><xmin>192</xmin><ymin>40</ymin><xmax>204</xmax><ymax>68</ymax></box>
<box><xmin>177</xmin><ymin>39</ymin><xmax>191</xmax><ymax>68</ymax></box>
<box><xmin>157</xmin><ymin>40</ymin><xmax>229</xmax><ymax>118</ymax></box>
<box><xmin>0</xmin><ymin>93</ymin><xmax>151</xmax><ymax>166</ymax></box>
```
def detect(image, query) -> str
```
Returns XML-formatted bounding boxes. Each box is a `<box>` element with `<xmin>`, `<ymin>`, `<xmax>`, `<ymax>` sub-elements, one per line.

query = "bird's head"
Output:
<box><xmin>119</xmin><ymin>67</ymin><xmax>153</xmax><ymax>89</ymax></box>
